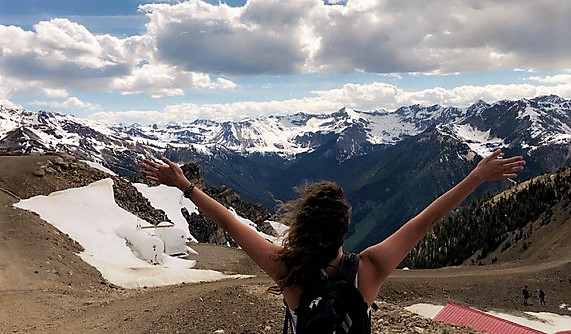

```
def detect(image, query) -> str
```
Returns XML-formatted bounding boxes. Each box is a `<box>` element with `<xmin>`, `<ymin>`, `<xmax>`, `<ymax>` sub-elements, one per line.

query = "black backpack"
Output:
<box><xmin>283</xmin><ymin>253</ymin><xmax>372</xmax><ymax>334</ymax></box>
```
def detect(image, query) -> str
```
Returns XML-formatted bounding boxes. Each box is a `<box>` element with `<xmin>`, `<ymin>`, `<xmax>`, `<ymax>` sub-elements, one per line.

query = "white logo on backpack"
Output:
<box><xmin>309</xmin><ymin>297</ymin><xmax>322</xmax><ymax>310</ymax></box>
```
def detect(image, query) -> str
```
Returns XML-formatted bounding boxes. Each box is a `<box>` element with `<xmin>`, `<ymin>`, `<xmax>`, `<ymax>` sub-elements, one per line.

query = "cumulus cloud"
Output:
<box><xmin>0</xmin><ymin>16</ymin><xmax>235</xmax><ymax>99</ymax></box>
<box><xmin>527</xmin><ymin>74</ymin><xmax>571</xmax><ymax>85</ymax></box>
<box><xmin>0</xmin><ymin>75</ymin><xmax>70</xmax><ymax>101</ymax></box>
<box><xmin>43</xmin><ymin>88</ymin><xmax>69</xmax><ymax>98</ymax></box>
<box><xmin>140</xmin><ymin>0</ymin><xmax>570</xmax><ymax>75</ymax></box>
<box><xmin>0</xmin><ymin>19</ymin><xmax>133</xmax><ymax>84</ymax></box>
<box><xmin>2</xmin><ymin>1</ymin><xmax>570</xmax><ymax>89</ymax></box>
<box><xmin>312</xmin><ymin>81</ymin><xmax>571</xmax><ymax>110</ymax></box>
<box><xmin>0</xmin><ymin>99</ymin><xmax>23</xmax><ymax>109</ymax></box>
<box><xmin>89</xmin><ymin>97</ymin><xmax>342</xmax><ymax>124</ymax></box>
<box><xmin>2</xmin><ymin>0</ymin><xmax>570</xmax><ymax>121</ymax></box>
<box><xmin>140</xmin><ymin>0</ymin><xmax>313</xmax><ymax>75</ymax></box>
<box><xmin>89</xmin><ymin>77</ymin><xmax>571</xmax><ymax>125</ymax></box>
<box><xmin>30</xmin><ymin>97</ymin><xmax>102</xmax><ymax>110</ymax></box>
<box><xmin>112</xmin><ymin>62</ymin><xmax>236</xmax><ymax>98</ymax></box>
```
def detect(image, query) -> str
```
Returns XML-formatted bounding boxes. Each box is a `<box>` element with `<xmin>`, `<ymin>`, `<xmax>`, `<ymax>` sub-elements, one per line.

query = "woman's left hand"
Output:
<box><xmin>139</xmin><ymin>157</ymin><xmax>188</xmax><ymax>189</ymax></box>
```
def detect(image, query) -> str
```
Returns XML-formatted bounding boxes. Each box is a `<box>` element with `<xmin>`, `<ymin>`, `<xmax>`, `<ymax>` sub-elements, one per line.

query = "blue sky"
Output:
<box><xmin>0</xmin><ymin>0</ymin><xmax>569</xmax><ymax>124</ymax></box>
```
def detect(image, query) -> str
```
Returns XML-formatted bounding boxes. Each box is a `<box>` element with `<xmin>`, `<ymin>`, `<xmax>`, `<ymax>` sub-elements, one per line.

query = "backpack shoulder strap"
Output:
<box><xmin>283</xmin><ymin>302</ymin><xmax>291</xmax><ymax>334</ymax></box>
<box><xmin>338</xmin><ymin>252</ymin><xmax>360</xmax><ymax>285</ymax></box>
<box><xmin>340</xmin><ymin>252</ymin><xmax>380</xmax><ymax>315</ymax></box>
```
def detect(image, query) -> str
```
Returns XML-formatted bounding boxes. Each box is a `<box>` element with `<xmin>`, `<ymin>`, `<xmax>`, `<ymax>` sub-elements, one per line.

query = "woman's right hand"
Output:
<box><xmin>469</xmin><ymin>150</ymin><xmax>525</xmax><ymax>183</ymax></box>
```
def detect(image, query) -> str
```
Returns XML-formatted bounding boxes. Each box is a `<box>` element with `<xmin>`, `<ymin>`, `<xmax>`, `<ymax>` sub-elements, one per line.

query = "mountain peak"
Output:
<box><xmin>1</xmin><ymin>95</ymin><xmax>570</xmax><ymax>170</ymax></box>
<box><xmin>532</xmin><ymin>94</ymin><xmax>568</xmax><ymax>104</ymax></box>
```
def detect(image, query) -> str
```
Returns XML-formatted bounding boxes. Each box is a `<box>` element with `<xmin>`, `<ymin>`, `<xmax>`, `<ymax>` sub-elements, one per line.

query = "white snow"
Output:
<box><xmin>133</xmin><ymin>183</ymin><xmax>198</xmax><ymax>243</ymax></box>
<box><xmin>269</xmin><ymin>220</ymin><xmax>289</xmax><ymax>238</ymax></box>
<box><xmin>82</xmin><ymin>160</ymin><xmax>117</xmax><ymax>175</ymax></box>
<box><xmin>490</xmin><ymin>310</ymin><xmax>571</xmax><ymax>334</ymax></box>
<box><xmin>13</xmin><ymin>178</ymin><xmax>256</xmax><ymax>289</ymax></box>
<box><xmin>451</xmin><ymin>124</ymin><xmax>505</xmax><ymax>157</ymax></box>
<box><xmin>368</xmin><ymin>112</ymin><xmax>417</xmax><ymax>144</ymax></box>
<box><xmin>406</xmin><ymin>303</ymin><xmax>444</xmax><ymax>319</ymax></box>
<box><xmin>406</xmin><ymin>303</ymin><xmax>571</xmax><ymax>334</ymax></box>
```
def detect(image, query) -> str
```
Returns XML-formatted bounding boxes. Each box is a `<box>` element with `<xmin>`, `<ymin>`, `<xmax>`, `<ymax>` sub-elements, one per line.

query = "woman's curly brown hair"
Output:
<box><xmin>276</xmin><ymin>181</ymin><xmax>351</xmax><ymax>290</ymax></box>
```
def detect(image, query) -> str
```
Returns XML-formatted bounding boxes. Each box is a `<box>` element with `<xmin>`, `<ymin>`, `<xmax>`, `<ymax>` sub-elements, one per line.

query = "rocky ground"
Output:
<box><xmin>0</xmin><ymin>154</ymin><xmax>569</xmax><ymax>333</ymax></box>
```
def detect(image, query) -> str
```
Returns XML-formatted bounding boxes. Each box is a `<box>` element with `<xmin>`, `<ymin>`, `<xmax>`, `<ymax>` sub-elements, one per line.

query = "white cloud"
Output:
<box><xmin>138</xmin><ymin>0</ymin><xmax>570</xmax><ymax>76</ymax></box>
<box><xmin>30</xmin><ymin>97</ymin><xmax>102</xmax><ymax>111</ymax></box>
<box><xmin>112</xmin><ymin>63</ymin><xmax>237</xmax><ymax>98</ymax></box>
<box><xmin>0</xmin><ymin>75</ymin><xmax>69</xmax><ymax>101</ymax></box>
<box><xmin>89</xmin><ymin>79</ymin><xmax>571</xmax><ymax>125</ymax></box>
<box><xmin>1</xmin><ymin>0</ymin><xmax>570</xmax><ymax>118</ymax></box>
<box><xmin>0</xmin><ymin>19</ymin><xmax>135</xmax><ymax>95</ymax></box>
<box><xmin>314</xmin><ymin>81</ymin><xmax>571</xmax><ymax>110</ymax></box>
<box><xmin>43</xmin><ymin>88</ymin><xmax>69</xmax><ymax>98</ymax></box>
<box><xmin>0</xmin><ymin>99</ymin><xmax>22</xmax><ymax>109</ymax></box>
<box><xmin>0</xmin><ymin>19</ymin><xmax>134</xmax><ymax>82</ymax></box>
<box><xmin>215</xmin><ymin>77</ymin><xmax>238</xmax><ymax>90</ymax></box>
<box><xmin>89</xmin><ymin>97</ymin><xmax>342</xmax><ymax>124</ymax></box>
<box><xmin>140</xmin><ymin>0</ymin><xmax>314</xmax><ymax>75</ymax></box>
<box><xmin>527</xmin><ymin>74</ymin><xmax>571</xmax><ymax>85</ymax></box>
<box><xmin>0</xmin><ymin>17</ymin><xmax>233</xmax><ymax>99</ymax></box>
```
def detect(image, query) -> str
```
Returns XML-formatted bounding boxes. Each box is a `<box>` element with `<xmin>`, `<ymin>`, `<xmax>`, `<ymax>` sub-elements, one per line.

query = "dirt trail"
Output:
<box><xmin>390</xmin><ymin>259</ymin><xmax>571</xmax><ymax>278</ymax></box>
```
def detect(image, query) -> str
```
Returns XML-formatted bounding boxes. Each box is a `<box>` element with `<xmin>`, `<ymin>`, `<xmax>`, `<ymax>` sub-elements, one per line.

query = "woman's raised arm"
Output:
<box><xmin>357</xmin><ymin>150</ymin><xmax>525</xmax><ymax>305</ymax></box>
<box><xmin>139</xmin><ymin>157</ymin><xmax>286</xmax><ymax>282</ymax></box>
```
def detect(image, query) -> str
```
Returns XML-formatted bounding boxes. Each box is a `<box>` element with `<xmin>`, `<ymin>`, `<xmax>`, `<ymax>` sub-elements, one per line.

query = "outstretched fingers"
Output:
<box><xmin>499</xmin><ymin>155</ymin><xmax>525</xmax><ymax>179</ymax></box>
<box><xmin>161</xmin><ymin>157</ymin><xmax>176</xmax><ymax>167</ymax></box>
<box><xmin>477</xmin><ymin>151</ymin><xmax>526</xmax><ymax>181</ymax></box>
<box><xmin>138</xmin><ymin>158</ymin><xmax>165</xmax><ymax>182</ymax></box>
<box><xmin>502</xmin><ymin>155</ymin><xmax>525</xmax><ymax>164</ymax></box>
<box><xmin>138</xmin><ymin>157</ymin><xmax>185</xmax><ymax>188</ymax></box>
<box><xmin>139</xmin><ymin>159</ymin><xmax>160</xmax><ymax>171</ymax></box>
<box><xmin>501</xmin><ymin>157</ymin><xmax>525</xmax><ymax>172</ymax></box>
<box><xmin>143</xmin><ymin>174</ymin><xmax>160</xmax><ymax>183</ymax></box>
<box><xmin>484</xmin><ymin>149</ymin><xmax>503</xmax><ymax>162</ymax></box>
<box><xmin>503</xmin><ymin>160</ymin><xmax>525</xmax><ymax>170</ymax></box>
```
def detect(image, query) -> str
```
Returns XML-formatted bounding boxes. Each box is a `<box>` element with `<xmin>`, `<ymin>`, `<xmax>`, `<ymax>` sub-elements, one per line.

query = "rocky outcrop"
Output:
<box><xmin>205</xmin><ymin>185</ymin><xmax>273</xmax><ymax>235</ymax></box>
<box><xmin>182</xmin><ymin>208</ymin><xmax>232</xmax><ymax>246</ymax></box>
<box><xmin>179</xmin><ymin>161</ymin><xmax>276</xmax><ymax>246</ymax></box>
<box><xmin>28</xmin><ymin>152</ymin><xmax>166</xmax><ymax>225</ymax></box>
<box><xmin>112</xmin><ymin>177</ymin><xmax>166</xmax><ymax>225</ymax></box>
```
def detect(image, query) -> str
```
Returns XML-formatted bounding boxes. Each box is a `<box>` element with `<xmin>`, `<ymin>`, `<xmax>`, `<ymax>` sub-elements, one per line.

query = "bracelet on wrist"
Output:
<box><xmin>183</xmin><ymin>183</ymin><xmax>195</xmax><ymax>198</ymax></box>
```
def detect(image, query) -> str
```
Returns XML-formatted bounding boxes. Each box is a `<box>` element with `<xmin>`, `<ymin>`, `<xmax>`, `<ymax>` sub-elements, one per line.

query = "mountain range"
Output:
<box><xmin>1</xmin><ymin>95</ymin><xmax>570</xmax><ymax>251</ymax></box>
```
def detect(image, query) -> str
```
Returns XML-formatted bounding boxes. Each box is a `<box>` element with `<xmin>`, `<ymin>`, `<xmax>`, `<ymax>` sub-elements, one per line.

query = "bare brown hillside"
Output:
<box><xmin>1</xmin><ymin>154</ymin><xmax>568</xmax><ymax>333</ymax></box>
<box><xmin>473</xmin><ymin>169</ymin><xmax>571</xmax><ymax>266</ymax></box>
<box><xmin>478</xmin><ymin>200</ymin><xmax>571</xmax><ymax>265</ymax></box>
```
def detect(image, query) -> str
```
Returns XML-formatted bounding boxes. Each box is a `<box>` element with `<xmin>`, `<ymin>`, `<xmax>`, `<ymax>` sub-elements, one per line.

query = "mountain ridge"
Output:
<box><xmin>1</xmin><ymin>95</ymin><xmax>570</xmax><ymax>251</ymax></box>
<box><xmin>2</xmin><ymin>95</ymin><xmax>569</xmax><ymax>165</ymax></box>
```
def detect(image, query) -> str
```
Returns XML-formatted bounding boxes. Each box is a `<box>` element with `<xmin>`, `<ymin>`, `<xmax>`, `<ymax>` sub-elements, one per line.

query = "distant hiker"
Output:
<box><xmin>522</xmin><ymin>286</ymin><xmax>530</xmax><ymax>305</ymax></box>
<box><xmin>539</xmin><ymin>289</ymin><xmax>546</xmax><ymax>306</ymax></box>
<box><xmin>139</xmin><ymin>150</ymin><xmax>525</xmax><ymax>334</ymax></box>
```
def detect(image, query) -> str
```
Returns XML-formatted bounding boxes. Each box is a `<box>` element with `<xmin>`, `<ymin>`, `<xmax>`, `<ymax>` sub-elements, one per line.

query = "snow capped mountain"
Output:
<box><xmin>0</xmin><ymin>106</ymin><xmax>153</xmax><ymax>177</ymax></box>
<box><xmin>0</xmin><ymin>106</ymin><xmax>128</xmax><ymax>157</ymax></box>
<box><xmin>109</xmin><ymin>104</ymin><xmax>471</xmax><ymax>162</ymax></box>
<box><xmin>438</xmin><ymin>95</ymin><xmax>571</xmax><ymax>157</ymax></box>
<box><xmin>343</xmin><ymin>96</ymin><xmax>571</xmax><ymax>252</ymax></box>
<box><xmin>1</xmin><ymin>95</ymin><xmax>570</xmax><ymax>174</ymax></box>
